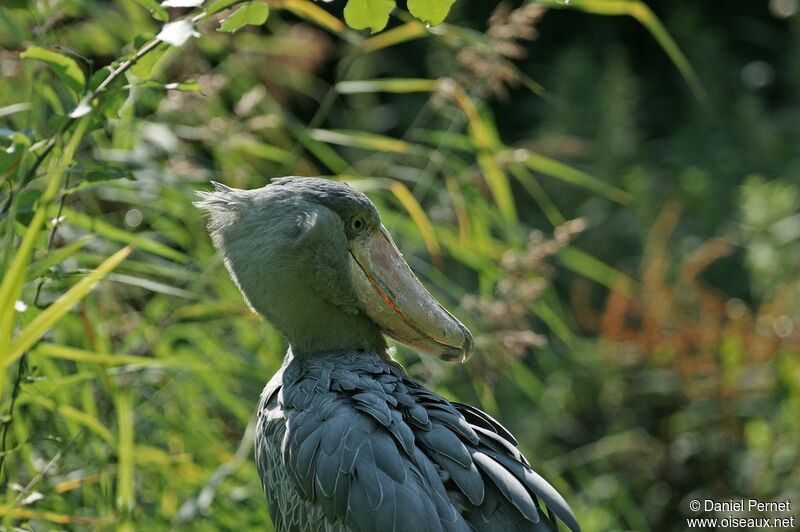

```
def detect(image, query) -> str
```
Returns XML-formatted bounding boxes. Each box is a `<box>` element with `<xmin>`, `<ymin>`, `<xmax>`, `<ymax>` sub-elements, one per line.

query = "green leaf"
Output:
<box><xmin>69</xmin><ymin>161</ymin><xmax>135</xmax><ymax>182</ymax></box>
<box><xmin>9</xmin><ymin>189</ymin><xmax>41</xmax><ymax>227</ymax></box>
<box><xmin>207</xmin><ymin>0</ymin><xmax>241</xmax><ymax>16</ymax></box>
<box><xmin>407</xmin><ymin>0</ymin><xmax>455</xmax><ymax>26</ymax></box>
<box><xmin>20</xmin><ymin>47</ymin><xmax>86</xmax><ymax>95</ymax></box>
<box><xmin>218</xmin><ymin>2</ymin><xmax>269</xmax><ymax>33</ymax></box>
<box><xmin>130</xmin><ymin>35</ymin><xmax>166</xmax><ymax>78</ymax></box>
<box><xmin>131</xmin><ymin>0</ymin><xmax>169</xmax><ymax>21</ymax></box>
<box><xmin>344</xmin><ymin>0</ymin><xmax>395</xmax><ymax>33</ymax></box>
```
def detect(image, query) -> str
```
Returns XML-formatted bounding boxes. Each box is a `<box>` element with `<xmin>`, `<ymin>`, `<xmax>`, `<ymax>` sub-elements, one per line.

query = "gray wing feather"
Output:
<box><xmin>258</xmin><ymin>352</ymin><xmax>579</xmax><ymax>532</ymax></box>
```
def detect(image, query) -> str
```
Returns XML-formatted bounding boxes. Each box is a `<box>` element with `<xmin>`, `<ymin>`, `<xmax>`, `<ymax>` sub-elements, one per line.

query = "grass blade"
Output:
<box><xmin>115</xmin><ymin>388</ymin><xmax>135</xmax><ymax>513</ymax></box>
<box><xmin>27</xmin><ymin>236</ymin><xmax>94</xmax><ymax>279</ymax></box>
<box><xmin>361</xmin><ymin>21</ymin><xmax>429</xmax><ymax>52</ymax></box>
<box><xmin>0</xmin><ymin>118</ymin><xmax>90</xmax><ymax>366</ymax></box>
<box><xmin>309</xmin><ymin>129</ymin><xmax>423</xmax><ymax>155</ymax></box>
<box><xmin>26</xmin><ymin>395</ymin><xmax>115</xmax><ymax>444</ymax></box>
<box><xmin>389</xmin><ymin>182</ymin><xmax>443</xmax><ymax>268</ymax></box>
<box><xmin>507</xmin><ymin>148</ymin><xmax>633</xmax><ymax>205</ymax></box>
<box><xmin>58</xmin><ymin>208</ymin><xmax>188</xmax><ymax>263</ymax></box>
<box><xmin>336</xmin><ymin>78</ymin><xmax>439</xmax><ymax>94</ymax></box>
<box><xmin>540</xmin><ymin>0</ymin><xmax>706</xmax><ymax>105</ymax></box>
<box><xmin>272</xmin><ymin>0</ymin><xmax>348</xmax><ymax>34</ymax></box>
<box><xmin>508</xmin><ymin>163</ymin><xmax>566</xmax><ymax>227</ymax></box>
<box><xmin>558</xmin><ymin>246</ymin><xmax>636</xmax><ymax>296</ymax></box>
<box><xmin>2</xmin><ymin>246</ymin><xmax>133</xmax><ymax>368</ymax></box>
<box><xmin>445</xmin><ymin>83</ymin><xmax>517</xmax><ymax>223</ymax></box>
<box><xmin>31</xmin><ymin>342</ymin><xmax>203</xmax><ymax>369</ymax></box>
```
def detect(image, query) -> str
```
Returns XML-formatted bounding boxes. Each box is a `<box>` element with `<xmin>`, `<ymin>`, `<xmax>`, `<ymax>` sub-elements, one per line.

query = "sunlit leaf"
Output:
<box><xmin>162</xmin><ymin>0</ymin><xmax>203</xmax><ymax>6</ymax></box>
<box><xmin>277</xmin><ymin>0</ymin><xmax>347</xmax><ymax>33</ymax></box>
<box><xmin>157</xmin><ymin>19</ymin><xmax>199</xmax><ymax>47</ymax></box>
<box><xmin>32</xmin><ymin>343</ymin><xmax>203</xmax><ymax>370</ymax></box>
<box><xmin>336</xmin><ymin>78</ymin><xmax>439</xmax><ymax>94</ymax></box>
<box><xmin>361</xmin><ymin>20</ymin><xmax>428</xmax><ymax>52</ymax></box>
<box><xmin>0</xmin><ymin>102</ymin><xmax>31</xmax><ymax>118</ymax></box>
<box><xmin>0</xmin><ymin>505</ymin><xmax>96</xmax><ymax>525</ymax></box>
<box><xmin>116</xmin><ymin>389</ymin><xmax>135</xmax><ymax>511</ymax></box>
<box><xmin>389</xmin><ymin>182</ymin><xmax>442</xmax><ymax>267</ymax></box>
<box><xmin>164</xmin><ymin>79</ymin><xmax>202</xmax><ymax>92</ymax></box>
<box><xmin>20</xmin><ymin>46</ymin><xmax>86</xmax><ymax>94</ymax></box>
<box><xmin>69</xmin><ymin>98</ymin><xmax>93</xmax><ymax>118</ymax></box>
<box><xmin>310</xmin><ymin>128</ymin><xmax>420</xmax><ymax>155</ymax></box>
<box><xmin>344</xmin><ymin>0</ymin><xmax>395</xmax><ymax>33</ymax></box>
<box><xmin>407</xmin><ymin>0</ymin><xmax>455</xmax><ymax>26</ymax></box>
<box><xmin>218</xmin><ymin>2</ymin><xmax>269</xmax><ymax>32</ymax></box>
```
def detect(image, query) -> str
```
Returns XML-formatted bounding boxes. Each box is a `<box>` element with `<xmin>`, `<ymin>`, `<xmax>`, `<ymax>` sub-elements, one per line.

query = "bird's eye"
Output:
<box><xmin>350</xmin><ymin>217</ymin><xmax>366</xmax><ymax>233</ymax></box>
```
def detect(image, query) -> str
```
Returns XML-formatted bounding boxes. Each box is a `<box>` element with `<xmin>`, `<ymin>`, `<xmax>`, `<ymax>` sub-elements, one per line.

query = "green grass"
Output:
<box><xmin>1</xmin><ymin>0</ymin><xmax>798</xmax><ymax>530</ymax></box>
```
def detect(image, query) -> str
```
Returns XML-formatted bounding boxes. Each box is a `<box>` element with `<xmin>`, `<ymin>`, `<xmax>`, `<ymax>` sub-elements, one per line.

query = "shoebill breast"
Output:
<box><xmin>196</xmin><ymin>177</ymin><xmax>580</xmax><ymax>532</ymax></box>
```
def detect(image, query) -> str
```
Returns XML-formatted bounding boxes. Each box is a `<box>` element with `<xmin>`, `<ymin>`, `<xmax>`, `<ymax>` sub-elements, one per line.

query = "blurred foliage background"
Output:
<box><xmin>1</xmin><ymin>0</ymin><xmax>799</xmax><ymax>530</ymax></box>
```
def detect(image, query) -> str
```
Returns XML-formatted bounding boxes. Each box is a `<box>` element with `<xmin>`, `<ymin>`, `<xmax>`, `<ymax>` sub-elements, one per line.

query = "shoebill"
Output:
<box><xmin>196</xmin><ymin>177</ymin><xmax>580</xmax><ymax>532</ymax></box>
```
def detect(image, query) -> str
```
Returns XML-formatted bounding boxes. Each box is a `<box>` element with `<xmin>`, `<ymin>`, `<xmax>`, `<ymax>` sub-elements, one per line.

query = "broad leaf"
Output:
<box><xmin>344</xmin><ymin>0</ymin><xmax>395</xmax><ymax>33</ymax></box>
<box><xmin>218</xmin><ymin>2</ymin><xmax>269</xmax><ymax>32</ymax></box>
<box><xmin>157</xmin><ymin>19</ymin><xmax>198</xmax><ymax>47</ymax></box>
<box><xmin>130</xmin><ymin>35</ymin><xmax>165</xmax><ymax>78</ymax></box>
<box><xmin>407</xmin><ymin>0</ymin><xmax>455</xmax><ymax>26</ymax></box>
<box><xmin>20</xmin><ymin>47</ymin><xmax>85</xmax><ymax>94</ymax></box>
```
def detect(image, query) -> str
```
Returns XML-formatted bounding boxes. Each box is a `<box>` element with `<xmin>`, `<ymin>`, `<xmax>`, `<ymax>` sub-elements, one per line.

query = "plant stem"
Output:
<box><xmin>0</xmin><ymin>38</ymin><xmax>164</xmax><ymax>216</ymax></box>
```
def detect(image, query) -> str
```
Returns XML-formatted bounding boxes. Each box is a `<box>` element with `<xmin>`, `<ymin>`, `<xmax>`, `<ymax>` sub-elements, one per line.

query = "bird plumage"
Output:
<box><xmin>255</xmin><ymin>350</ymin><xmax>579</xmax><ymax>532</ymax></box>
<box><xmin>197</xmin><ymin>177</ymin><xmax>580</xmax><ymax>532</ymax></box>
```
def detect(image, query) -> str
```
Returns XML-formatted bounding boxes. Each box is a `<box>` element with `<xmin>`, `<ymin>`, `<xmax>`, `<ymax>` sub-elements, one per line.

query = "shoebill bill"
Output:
<box><xmin>196</xmin><ymin>177</ymin><xmax>580</xmax><ymax>532</ymax></box>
